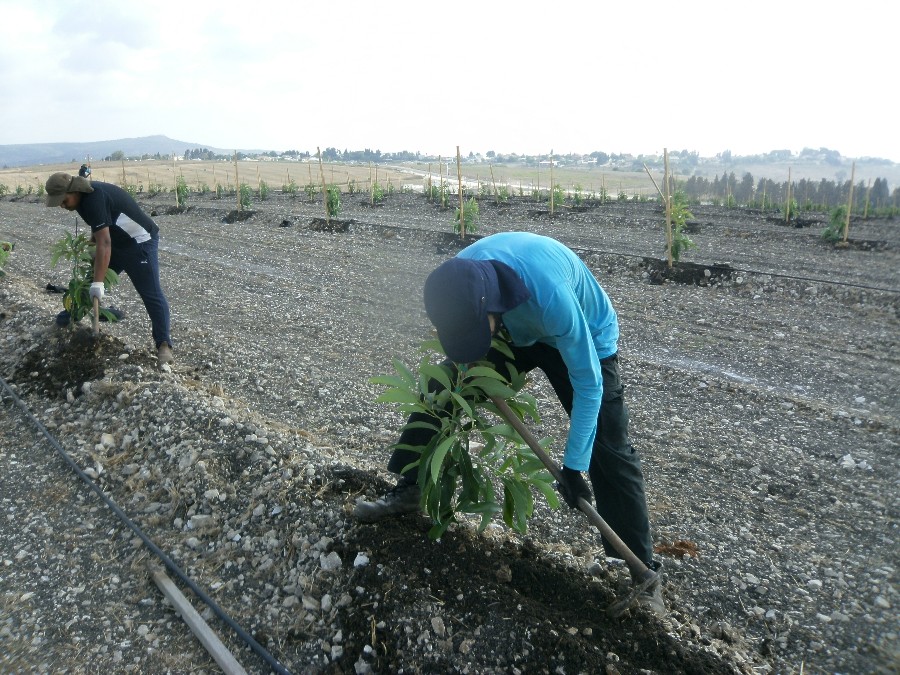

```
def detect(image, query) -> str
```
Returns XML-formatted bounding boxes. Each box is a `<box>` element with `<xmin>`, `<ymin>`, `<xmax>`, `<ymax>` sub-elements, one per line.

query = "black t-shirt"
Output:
<box><xmin>75</xmin><ymin>181</ymin><xmax>159</xmax><ymax>248</ymax></box>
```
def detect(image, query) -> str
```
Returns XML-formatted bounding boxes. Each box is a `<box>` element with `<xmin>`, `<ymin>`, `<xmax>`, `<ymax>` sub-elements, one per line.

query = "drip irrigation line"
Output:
<box><xmin>564</xmin><ymin>245</ymin><xmax>900</xmax><ymax>295</ymax></box>
<box><xmin>0</xmin><ymin>376</ymin><xmax>293</xmax><ymax>675</ymax></box>
<box><xmin>366</xmin><ymin>222</ymin><xmax>900</xmax><ymax>295</ymax></box>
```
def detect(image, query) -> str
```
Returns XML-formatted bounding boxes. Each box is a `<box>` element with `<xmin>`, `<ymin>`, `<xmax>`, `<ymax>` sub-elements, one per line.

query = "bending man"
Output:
<box><xmin>354</xmin><ymin>231</ymin><xmax>664</xmax><ymax>615</ymax></box>
<box><xmin>46</xmin><ymin>172</ymin><xmax>174</xmax><ymax>365</ymax></box>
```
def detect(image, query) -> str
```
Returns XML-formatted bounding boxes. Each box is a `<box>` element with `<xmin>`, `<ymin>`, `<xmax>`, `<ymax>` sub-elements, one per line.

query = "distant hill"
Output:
<box><xmin>0</xmin><ymin>135</ymin><xmax>238</xmax><ymax>167</ymax></box>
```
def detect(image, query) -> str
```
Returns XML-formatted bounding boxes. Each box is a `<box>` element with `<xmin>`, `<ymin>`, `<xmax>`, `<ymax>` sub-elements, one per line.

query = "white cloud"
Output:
<box><xmin>1</xmin><ymin>0</ymin><xmax>896</xmax><ymax>161</ymax></box>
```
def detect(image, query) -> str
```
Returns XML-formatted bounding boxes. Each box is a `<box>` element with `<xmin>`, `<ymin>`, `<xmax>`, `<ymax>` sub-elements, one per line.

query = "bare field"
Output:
<box><xmin>1</xmin><ymin>189</ymin><xmax>898</xmax><ymax>674</ymax></box>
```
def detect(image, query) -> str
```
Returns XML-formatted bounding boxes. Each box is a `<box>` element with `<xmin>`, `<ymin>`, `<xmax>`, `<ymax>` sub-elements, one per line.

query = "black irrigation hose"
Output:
<box><xmin>565</xmin><ymin>245</ymin><xmax>900</xmax><ymax>295</ymax></box>
<box><xmin>0</xmin><ymin>376</ymin><xmax>292</xmax><ymax>675</ymax></box>
<box><xmin>377</xmin><ymin>222</ymin><xmax>900</xmax><ymax>295</ymax></box>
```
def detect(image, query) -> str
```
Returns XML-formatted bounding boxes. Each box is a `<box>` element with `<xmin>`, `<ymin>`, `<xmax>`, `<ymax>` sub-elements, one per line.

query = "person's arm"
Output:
<box><xmin>92</xmin><ymin>227</ymin><xmax>112</xmax><ymax>283</ymax></box>
<box><xmin>543</xmin><ymin>293</ymin><xmax>604</xmax><ymax>472</ymax></box>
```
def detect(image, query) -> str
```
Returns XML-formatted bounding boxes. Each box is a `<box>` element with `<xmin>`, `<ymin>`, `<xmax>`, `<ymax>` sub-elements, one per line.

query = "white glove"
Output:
<box><xmin>89</xmin><ymin>282</ymin><xmax>105</xmax><ymax>300</ymax></box>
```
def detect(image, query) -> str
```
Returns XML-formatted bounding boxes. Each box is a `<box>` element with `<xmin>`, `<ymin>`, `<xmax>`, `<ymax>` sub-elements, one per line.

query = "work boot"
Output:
<box><xmin>634</xmin><ymin>560</ymin><xmax>666</xmax><ymax>616</ymax></box>
<box><xmin>55</xmin><ymin>310</ymin><xmax>73</xmax><ymax>327</ymax></box>
<box><xmin>157</xmin><ymin>343</ymin><xmax>174</xmax><ymax>366</ymax></box>
<box><xmin>636</xmin><ymin>578</ymin><xmax>666</xmax><ymax>617</ymax></box>
<box><xmin>353</xmin><ymin>479</ymin><xmax>421</xmax><ymax>523</ymax></box>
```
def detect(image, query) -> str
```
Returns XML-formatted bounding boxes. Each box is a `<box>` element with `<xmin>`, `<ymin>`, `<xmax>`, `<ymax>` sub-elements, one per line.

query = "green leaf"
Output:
<box><xmin>449</xmin><ymin>392</ymin><xmax>474</xmax><ymax>419</ymax></box>
<box><xmin>420</xmin><ymin>363</ymin><xmax>454</xmax><ymax>392</ymax></box>
<box><xmin>369</xmin><ymin>374</ymin><xmax>412</xmax><ymax>389</ymax></box>
<box><xmin>463</xmin><ymin>366</ymin><xmax>508</xmax><ymax>381</ymax></box>
<box><xmin>375</xmin><ymin>389</ymin><xmax>422</xmax><ymax>405</ymax></box>
<box><xmin>468</xmin><ymin>377</ymin><xmax>516</xmax><ymax>399</ymax></box>
<box><xmin>429</xmin><ymin>436</ymin><xmax>455</xmax><ymax>484</ymax></box>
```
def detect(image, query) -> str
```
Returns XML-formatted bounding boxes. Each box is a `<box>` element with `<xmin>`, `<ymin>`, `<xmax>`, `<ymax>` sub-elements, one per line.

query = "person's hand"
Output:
<box><xmin>89</xmin><ymin>282</ymin><xmax>104</xmax><ymax>301</ymax></box>
<box><xmin>557</xmin><ymin>466</ymin><xmax>592</xmax><ymax>509</ymax></box>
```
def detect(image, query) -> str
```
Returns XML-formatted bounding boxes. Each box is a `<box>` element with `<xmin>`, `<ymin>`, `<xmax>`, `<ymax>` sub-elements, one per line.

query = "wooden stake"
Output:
<box><xmin>843</xmin><ymin>162</ymin><xmax>855</xmax><ymax>243</ymax></box>
<box><xmin>149</xmin><ymin>565</ymin><xmax>248</xmax><ymax>675</ymax></box>
<box><xmin>317</xmin><ymin>147</ymin><xmax>329</xmax><ymax>225</ymax></box>
<box><xmin>664</xmin><ymin>149</ymin><xmax>673</xmax><ymax>268</ymax></box>
<box><xmin>785</xmin><ymin>167</ymin><xmax>792</xmax><ymax>224</ymax></box>
<box><xmin>490</xmin><ymin>165</ymin><xmax>499</xmax><ymax>205</ymax></box>
<box><xmin>456</xmin><ymin>146</ymin><xmax>464</xmax><ymax>238</ymax></box>
<box><xmin>173</xmin><ymin>154</ymin><xmax>179</xmax><ymax>208</ymax></box>
<box><xmin>549</xmin><ymin>152</ymin><xmax>555</xmax><ymax>216</ymax></box>
<box><xmin>863</xmin><ymin>178</ymin><xmax>872</xmax><ymax>219</ymax></box>
<box><xmin>233</xmin><ymin>152</ymin><xmax>240</xmax><ymax>212</ymax></box>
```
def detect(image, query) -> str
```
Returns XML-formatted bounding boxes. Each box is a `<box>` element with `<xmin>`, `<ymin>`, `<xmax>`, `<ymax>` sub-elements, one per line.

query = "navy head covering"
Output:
<box><xmin>423</xmin><ymin>257</ymin><xmax>530</xmax><ymax>363</ymax></box>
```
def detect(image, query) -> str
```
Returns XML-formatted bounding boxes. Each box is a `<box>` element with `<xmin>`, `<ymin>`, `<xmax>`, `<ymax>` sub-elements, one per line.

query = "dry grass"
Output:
<box><xmin>0</xmin><ymin>158</ymin><xmax>659</xmax><ymax>198</ymax></box>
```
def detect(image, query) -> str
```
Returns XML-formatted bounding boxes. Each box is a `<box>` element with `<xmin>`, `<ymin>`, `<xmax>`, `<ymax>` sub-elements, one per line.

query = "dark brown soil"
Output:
<box><xmin>336</xmin><ymin>470</ymin><xmax>734</xmax><ymax>675</ymax></box>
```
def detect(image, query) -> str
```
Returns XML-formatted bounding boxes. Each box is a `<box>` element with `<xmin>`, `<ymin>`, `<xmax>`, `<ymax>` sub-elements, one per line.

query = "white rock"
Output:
<box><xmin>320</xmin><ymin>551</ymin><xmax>342</xmax><ymax>571</ymax></box>
<box><xmin>353</xmin><ymin>553</ymin><xmax>370</xmax><ymax>568</ymax></box>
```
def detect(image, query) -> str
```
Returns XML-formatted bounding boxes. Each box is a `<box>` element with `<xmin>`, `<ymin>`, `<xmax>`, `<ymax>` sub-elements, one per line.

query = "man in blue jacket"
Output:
<box><xmin>45</xmin><ymin>172</ymin><xmax>174</xmax><ymax>365</ymax></box>
<box><xmin>355</xmin><ymin>231</ymin><xmax>663</xmax><ymax>614</ymax></box>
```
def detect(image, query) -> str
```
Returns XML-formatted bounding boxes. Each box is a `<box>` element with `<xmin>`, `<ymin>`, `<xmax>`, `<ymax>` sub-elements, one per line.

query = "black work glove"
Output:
<box><xmin>556</xmin><ymin>466</ymin><xmax>592</xmax><ymax>509</ymax></box>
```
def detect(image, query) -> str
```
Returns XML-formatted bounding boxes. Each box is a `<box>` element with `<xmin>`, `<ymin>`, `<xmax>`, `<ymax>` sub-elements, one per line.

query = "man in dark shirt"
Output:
<box><xmin>45</xmin><ymin>172</ymin><xmax>174</xmax><ymax>365</ymax></box>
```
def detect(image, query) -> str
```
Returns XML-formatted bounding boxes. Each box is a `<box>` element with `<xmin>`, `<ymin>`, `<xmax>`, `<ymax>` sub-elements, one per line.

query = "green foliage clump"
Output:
<box><xmin>282</xmin><ymin>179</ymin><xmax>298</xmax><ymax>196</ymax></box>
<box><xmin>0</xmin><ymin>184</ymin><xmax>8</xmax><ymax>196</ymax></box>
<box><xmin>669</xmin><ymin>190</ymin><xmax>697</xmax><ymax>263</ymax></box>
<box><xmin>371</xmin><ymin>339</ymin><xmax>558</xmax><ymax>539</ymax></box>
<box><xmin>551</xmin><ymin>183</ymin><xmax>566</xmax><ymax>208</ymax></box>
<box><xmin>239</xmin><ymin>183</ymin><xmax>252</xmax><ymax>209</ymax></box>
<box><xmin>455</xmin><ymin>197</ymin><xmax>479</xmax><ymax>236</ymax></box>
<box><xmin>304</xmin><ymin>182</ymin><xmax>318</xmax><ymax>200</ymax></box>
<box><xmin>598</xmin><ymin>186</ymin><xmax>608</xmax><ymax>204</ymax></box>
<box><xmin>822</xmin><ymin>206</ymin><xmax>846</xmax><ymax>242</ymax></box>
<box><xmin>347</xmin><ymin>178</ymin><xmax>359</xmax><ymax>195</ymax></box>
<box><xmin>372</xmin><ymin>181</ymin><xmax>385</xmax><ymax>204</ymax></box>
<box><xmin>175</xmin><ymin>175</ymin><xmax>190</xmax><ymax>205</ymax></box>
<box><xmin>572</xmin><ymin>184</ymin><xmax>584</xmax><ymax>207</ymax></box>
<box><xmin>325</xmin><ymin>185</ymin><xmax>341</xmax><ymax>218</ymax></box>
<box><xmin>0</xmin><ymin>241</ymin><xmax>12</xmax><ymax>277</ymax></box>
<box><xmin>50</xmin><ymin>232</ymin><xmax>119</xmax><ymax>324</ymax></box>
<box><xmin>258</xmin><ymin>180</ymin><xmax>269</xmax><ymax>201</ymax></box>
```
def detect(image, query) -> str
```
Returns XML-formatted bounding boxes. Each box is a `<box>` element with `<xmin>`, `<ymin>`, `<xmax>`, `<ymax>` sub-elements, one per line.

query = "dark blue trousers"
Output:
<box><xmin>387</xmin><ymin>345</ymin><xmax>654</xmax><ymax>566</ymax></box>
<box><xmin>109</xmin><ymin>231</ymin><xmax>171</xmax><ymax>348</ymax></box>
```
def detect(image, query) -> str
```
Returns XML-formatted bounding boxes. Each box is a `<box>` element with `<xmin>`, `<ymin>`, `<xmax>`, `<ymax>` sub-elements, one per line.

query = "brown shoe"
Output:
<box><xmin>157</xmin><ymin>343</ymin><xmax>174</xmax><ymax>365</ymax></box>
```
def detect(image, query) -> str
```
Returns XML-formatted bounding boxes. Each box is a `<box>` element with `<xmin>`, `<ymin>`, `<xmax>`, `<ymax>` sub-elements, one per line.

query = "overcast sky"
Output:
<box><xmin>1</xmin><ymin>0</ymin><xmax>895</xmax><ymax>161</ymax></box>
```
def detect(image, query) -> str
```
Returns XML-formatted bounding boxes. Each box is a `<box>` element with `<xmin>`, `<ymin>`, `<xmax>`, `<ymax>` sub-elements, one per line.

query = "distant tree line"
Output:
<box><xmin>319</xmin><ymin>148</ymin><xmax>420</xmax><ymax>162</ymax></box>
<box><xmin>682</xmin><ymin>173</ymin><xmax>899</xmax><ymax>211</ymax></box>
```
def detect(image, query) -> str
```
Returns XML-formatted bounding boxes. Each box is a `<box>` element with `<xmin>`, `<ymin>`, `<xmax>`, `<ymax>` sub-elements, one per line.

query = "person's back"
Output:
<box><xmin>74</xmin><ymin>181</ymin><xmax>158</xmax><ymax>248</ymax></box>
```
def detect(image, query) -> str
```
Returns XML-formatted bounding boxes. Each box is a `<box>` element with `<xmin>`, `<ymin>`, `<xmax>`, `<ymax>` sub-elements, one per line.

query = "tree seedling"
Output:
<box><xmin>371</xmin><ymin>338</ymin><xmax>558</xmax><ymax>539</ymax></box>
<box><xmin>50</xmin><ymin>232</ymin><xmax>119</xmax><ymax>324</ymax></box>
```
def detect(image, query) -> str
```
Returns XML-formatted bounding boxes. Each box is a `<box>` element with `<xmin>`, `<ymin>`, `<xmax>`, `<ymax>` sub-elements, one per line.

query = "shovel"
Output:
<box><xmin>489</xmin><ymin>395</ymin><xmax>659</xmax><ymax>617</ymax></box>
<box><xmin>92</xmin><ymin>296</ymin><xmax>100</xmax><ymax>338</ymax></box>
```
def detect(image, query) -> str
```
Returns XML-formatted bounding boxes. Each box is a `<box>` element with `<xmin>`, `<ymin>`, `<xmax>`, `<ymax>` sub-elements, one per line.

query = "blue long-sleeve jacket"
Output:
<box><xmin>458</xmin><ymin>232</ymin><xmax>618</xmax><ymax>471</ymax></box>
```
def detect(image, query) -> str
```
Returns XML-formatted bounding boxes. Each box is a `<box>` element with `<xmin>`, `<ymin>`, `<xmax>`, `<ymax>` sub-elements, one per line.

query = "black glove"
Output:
<box><xmin>556</xmin><ymin>466</ymin><xmax>592</xmax><ymax>509</ymax></box>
